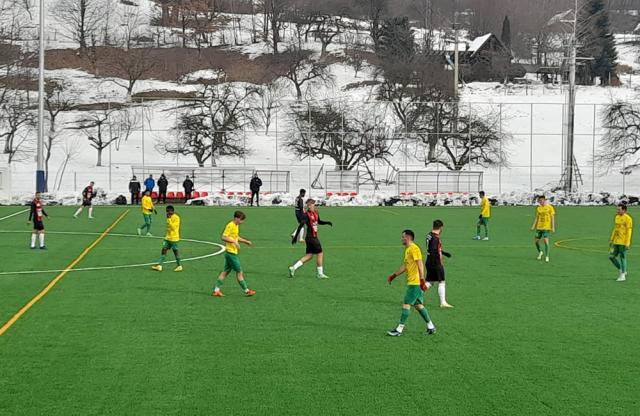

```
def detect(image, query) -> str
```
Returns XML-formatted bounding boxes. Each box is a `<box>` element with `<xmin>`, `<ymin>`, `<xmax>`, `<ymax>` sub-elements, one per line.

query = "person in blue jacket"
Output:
<box><xmin>144</xmin><ymin>174</ymin><xmax>155</xmax><ymax>193</ymax></box>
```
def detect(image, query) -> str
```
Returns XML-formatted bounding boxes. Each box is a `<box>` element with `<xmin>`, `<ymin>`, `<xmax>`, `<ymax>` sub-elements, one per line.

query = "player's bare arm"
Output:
<box><xmin>387</xmin><ymin>265</ymin><xmax>406</xmax><ymax>284</ymax></box>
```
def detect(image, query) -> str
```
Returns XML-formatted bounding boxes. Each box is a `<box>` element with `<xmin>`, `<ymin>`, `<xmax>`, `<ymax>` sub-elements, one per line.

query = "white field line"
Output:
<box><xmin>0</xmin><ymin>209</ymin><xmax>29</xmax><ymax>222</ymax></box>
<box><xmin>0</xmin><ymin>230</ymin><xmax>225</xmax><ymax>276</ymax></box>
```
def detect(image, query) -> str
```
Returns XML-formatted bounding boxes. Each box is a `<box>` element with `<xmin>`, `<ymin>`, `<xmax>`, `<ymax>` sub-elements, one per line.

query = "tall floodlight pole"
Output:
<box><xmin>453</xmin><ymin>0</ymin><xmax>460</xmax><ymax>99</ymax></box>
<box><xmin>565</xmin><ymin>3</ymin><xmax>578</xmax><ymax>193</ymax></box>
<box><xmin>36</xmin><ymin>0</ymin><xmax>46</xmax><ymax>192</ymax></box>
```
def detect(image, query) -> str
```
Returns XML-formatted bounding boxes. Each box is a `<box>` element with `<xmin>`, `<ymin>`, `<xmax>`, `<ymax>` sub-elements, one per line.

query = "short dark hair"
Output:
<box><xmin>234</xmin><ymin>210</ymin><xmax>246</xmax><ymax>220</ymax></box>
<box><xmin>300</xmin><ymin>189</ymin><xmax>306</xmax><ymax>195</ymax></box>
<box><xmin>538</xmin><ymin>195</ymin><xmax>546</xmax><ymax>200</ymax></box>
<box><xmin>166</xmin><ymin>205</ymin><xmax>175</xmax><ymax>212</ymax></box>
<box><xmin>618</xmin><ymin>203</ymin><xmax>628</xmax><ymax>211</ymax></box>
<box><xmin>479</xmin><ymin>191</ymin><xmax>485</xmax><ymax>197</ymax></box>
<box><xmin>402</xmin><ymin>229</ymin><xmax>415</xmax><ymax>240</ymax></box>
<box><xmin>433</xmin><ymin>219</ymin><xmax>444</xmax><ymax>229</ymax></box>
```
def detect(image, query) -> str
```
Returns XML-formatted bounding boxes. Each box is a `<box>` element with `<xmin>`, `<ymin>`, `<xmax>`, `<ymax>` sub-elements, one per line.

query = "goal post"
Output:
<box><xmin>325</xmin><ymin>170</ymin><xmax>359</xmax><ymax>195</ymax></box>
<box><xmin>0</xmin><ymin>166</ymin><xmax>10</xmax><ymax>200</ymax></box>
<box><xmin>398</xmin><ymin>171</ymin><xmax>484</xmax><ymax>194</ymax></box>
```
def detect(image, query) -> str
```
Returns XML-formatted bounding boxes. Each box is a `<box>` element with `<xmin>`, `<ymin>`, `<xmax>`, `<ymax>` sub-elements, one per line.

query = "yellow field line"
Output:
<box><xmin>0</xmin><ymin>210</ymin><xmax>130</xmax><ymax>337</ymax></box>
<box><xmin>555</xmin><ymin>237</ymin><xmax>628</xmax><ymax>255</ymax></box>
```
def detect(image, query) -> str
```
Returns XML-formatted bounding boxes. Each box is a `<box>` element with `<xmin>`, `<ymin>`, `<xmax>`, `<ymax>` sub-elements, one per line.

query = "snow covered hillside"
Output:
<box><xmin>1</xmin><ymin>1</ymin><xmax>639</xmax><ymax>204</ymax></box>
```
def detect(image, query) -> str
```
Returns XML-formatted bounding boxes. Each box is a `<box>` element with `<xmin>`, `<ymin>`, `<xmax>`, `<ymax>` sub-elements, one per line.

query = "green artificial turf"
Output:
<box><xmin>0</xmin><ymin>204</ymin><xmax>638</xmax><ymax>415</ymax></box>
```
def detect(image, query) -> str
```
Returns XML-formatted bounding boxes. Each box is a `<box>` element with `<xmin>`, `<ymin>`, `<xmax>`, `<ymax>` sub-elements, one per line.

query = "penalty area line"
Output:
<box><xmin>0</xmin><ymin>208</ymin><xmax>29</xmax><ymax>222</ymax></box>
<box><xmin>0</xmin><ymin>209</ymin><xmax>130</xmax><ymax>337</ymax></box>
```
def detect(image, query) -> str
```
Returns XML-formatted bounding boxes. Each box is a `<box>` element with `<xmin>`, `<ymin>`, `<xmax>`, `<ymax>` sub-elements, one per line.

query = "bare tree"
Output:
<box><xmin>44</xmin><ymin>82</ymin><xmax>75</xmax><ymax>190</ymax></box>
<box><xmin>274</xmin><ymin>46</ymin><xmax>333</xmax><ymax>100</ymax></box>
<box><xmin>157</xmin><ymin>82</ymin><xmax>257</xmax><ymax>167</ymax></box>
<box><xmin>52</xmin><ymin>0</ymin><xmax>107</xmax><ymax>50</ymax></box>
<box><xmin>264</xmin><ymin>0</ymin><xmax>290</xmax><ymax>53</ymax></box>
<box><xmin>68</xmin><ymin>107</ymin><xmax>136</xmax><ymax>166</ymax></box>
<box><xmin>106</xmin><ymin>48</ymin><xmax>157</xmax><ymax>96</ymax></box>
<box><xmin>313</xmin><ymin>14</ymin><xmax>344</xmax><ymax>57</ymax></box>
<box><xmin>53</xmin><ymin>137</ymin><xmax>82</xmax><ymax>191</ymax></box>
<box><xmin>252</xmin><ymin>79</ymin><xmax>286</xmax><ymax>134</ymax></box>
<box><xmin>286</xmin><ymin>101</ymin><xmax>394</xmax><ymax>171</ymax></box>
<box><xmin>118</xmin><ymin>4</ymin><xmax>145</xmax><ymax>49</ymax></box>
<box><xmin>597</xmin><ymin>101</ymin><xmax>640</xmax><ymax>172</ymax></box>
<box><xmin>0</xmin><ymin>94</ymin><xmax>35</xmax><ymax>164</ymax></box>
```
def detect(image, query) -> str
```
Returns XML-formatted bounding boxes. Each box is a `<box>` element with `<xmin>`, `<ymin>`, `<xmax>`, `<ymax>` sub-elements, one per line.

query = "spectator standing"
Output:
<box><xmin>183</xmin><ymin>175</ymin><xmax>194</xmax><ymax>202</ymax></box>
<box><xmin>249</xmin><ymin>173</ymin><xmax>263</xmax><ymax>207</ymax></box>
<box><xmin>129</xmin><ymin>176</ymin><xmax>141</xmax><ymax>205</ymax></box>
<box><xmin>157</xmin><ymin>174</ymin><xmax>169</xmax><ymax>204</ymax></box>
<box><xmin>144</xmin><ymin>174</ymin><xmax>155</xmax><ymax>193</ymax></box>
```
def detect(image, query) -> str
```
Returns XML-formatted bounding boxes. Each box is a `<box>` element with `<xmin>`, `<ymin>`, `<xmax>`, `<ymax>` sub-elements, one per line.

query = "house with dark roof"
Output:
<box><xmin>432</xmin><ymin>33</ymin><xmax>524</xmax><ymax>83</ymax></box>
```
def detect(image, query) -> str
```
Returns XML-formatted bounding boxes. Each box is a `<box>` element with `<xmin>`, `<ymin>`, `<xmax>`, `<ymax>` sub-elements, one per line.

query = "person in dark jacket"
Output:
<box><xmin>157</xmin><ymin>174</ymin><xmax>169</xmax><ymax>204</ymax></box>
<box><xmin>249</xmin><ymin>173</ymin><xmax>263</xmax><ymax>207</ymax></box>
<box><xmin>144</xmin><ymin>175</ymin><xmax>155</xmax><ymax>193</ymax></box>
<box><xmin>129</xmin><ymin>176</ymin><xmax>141</xmax><ymax>205</ymax></box>
<box><xmin>183</xmin><ymin>175</ymin><xmax>194</xmax><ymax>202</ymax></box>
<box><xmin>290</xmin><ymin>189</ymin><xmax>306</xmax><ymax>242</ymax></box>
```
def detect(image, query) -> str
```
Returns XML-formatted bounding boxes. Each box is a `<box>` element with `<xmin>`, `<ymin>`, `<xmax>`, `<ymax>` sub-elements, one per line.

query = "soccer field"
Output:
<box><xmin>0</xmin><ymin>204</ymin><xmax>638</xmax><ymax>415</ymax></box>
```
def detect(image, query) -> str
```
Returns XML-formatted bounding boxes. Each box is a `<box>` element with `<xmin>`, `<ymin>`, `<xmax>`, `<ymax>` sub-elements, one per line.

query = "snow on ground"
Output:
<box><xmin>3</xmin><ymin>9</ymin><xmax>640</xmax><ymax>201</ymax></box>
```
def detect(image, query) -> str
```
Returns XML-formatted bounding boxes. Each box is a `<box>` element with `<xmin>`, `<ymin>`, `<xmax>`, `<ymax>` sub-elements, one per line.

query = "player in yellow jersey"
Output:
<box><xmin>474</xmin><ymin>191</ymin><xmax>491</xmax><ymax>241</ymax></box>
<box><xmin>151</xmin><ymin>205</ymin><xmax>183</xmax><ymax>272</ymax></box>
<box><xmin>531</xmin><ymin>195</ymin><xmax>555</xmax><ymax>262</ymax></box>
<box><xmin>137</xmin><ymin>190</ymin><xmax>157</xmax><ymax>236</ymax></box>
<box><xmin>386</xmin><ymin>229</ymin><xmax>436</xmax><ymax>337</ymax></box>
<box><xmin>212</xmin><ymin>211</ymin><xmax>256</xmax><ymax>297</ymax></box>
<box><xmin>610</xmin><ymin>204</ymin><xmax>633</xmax><ymax>282</ymax></box>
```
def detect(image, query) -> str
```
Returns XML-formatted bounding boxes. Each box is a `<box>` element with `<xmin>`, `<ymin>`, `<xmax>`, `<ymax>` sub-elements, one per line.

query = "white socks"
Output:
<box><xmin>31</xmin><ymin>234</ymin><xmax>45</xmax><ymax>248</ymax></box>
<box><xmin>317</xmin><ymin>266</ymin><xmax>323</xmax><ymax>275</ymax></box>
<box><xmin>298</xmin><ymin>228</ymin><xmax>305</xmax><ymax>242</ymax></box>
<box><xmin>88</xmin><ymin>207</ymin><xmax>94</xmax><ymax>218</ymax></box>
<box><xmin>438</xmin><ymin>282</ymin><xmax>447</xmax><ymax>305</ymax></box>
<box><xmin>73</xmin><ymin>208</ymin><xmax>82</xmax><ymax>217</ymax></box>
<box><xmin>293</xmin><ymin>261</ymin><xmax>303</xmax><ymax>270</ymax></box>
<box><xmin>427</xmin><ymin>321</ymin><xmax>435</xmax><ymax>330</ymax></box>
<box><xmin>396</xmin><ymin>324</ymin><xmax>405</xmax><ymax>333</ymax></box>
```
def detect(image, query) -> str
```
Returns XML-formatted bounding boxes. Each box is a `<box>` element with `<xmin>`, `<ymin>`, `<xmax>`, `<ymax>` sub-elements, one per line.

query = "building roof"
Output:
<box><xmin>468</xmin><ymin>34</ymin><xmax>493</xmax><ymax>53</ymax></box>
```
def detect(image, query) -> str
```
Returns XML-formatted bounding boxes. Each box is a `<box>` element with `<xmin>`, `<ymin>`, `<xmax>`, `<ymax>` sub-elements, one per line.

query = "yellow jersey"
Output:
<box><xmin>223</xmin><ymin>221</ymin><xmax>240</xmax><ymax>254</ymax></box>
<box><xmin>141</xmin><ymin>195</ymin><xmax>154</xmax><ymax>214</ymax></box>
<box><xmin>610</xmin><ymin>213</ymin><xmax>633</xmax><ymax>247</ymax></box>
<box><xmin>165</xmin><ymin>214</ymin><xmax>180</xmax><ymax>242</ymax></box>
<box><xmin>535</xmin><ymin>204</ymin><xmax>555</xmax><ymax>231</ymax></box>
<box><xmin>480</xmin><ymin>196</ymin><xmax>491</xmax><ymax>218</ymax></box>
<box><xmin>404</xmin><ymin>243</ymin><xmax>423</xmax><ymax>286</ymax></box>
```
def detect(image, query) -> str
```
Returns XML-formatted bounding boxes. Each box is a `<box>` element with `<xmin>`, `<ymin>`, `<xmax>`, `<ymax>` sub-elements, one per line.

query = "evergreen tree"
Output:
<box><xmin>376</xmin><ymin>17</ymin><xmax>415</xmax><ymax>64</ymax></box>
<box><xmin>579</xmin><ymin>0</ymin><xmax>618</xmax><ymax>85</ymax></box>
<box><xmin>375</xmin><ymin>16</ymin><xmax>417</xmax><ymax>85</ymax></box>
<box><xmin>501</xmin><ymin>16</ymin><xmax>511</xmax><ymax>50</ymax></box>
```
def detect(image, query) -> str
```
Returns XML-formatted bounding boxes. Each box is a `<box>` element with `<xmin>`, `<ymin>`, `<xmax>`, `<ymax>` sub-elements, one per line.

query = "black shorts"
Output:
<box><xmin>305</xmin><ymin>237</ymin><xmax>323</xmax><ymax>255</ymax></box>
<box><xmin>82</xmin><ymin>199</ymin><xmax>92</xmax><ymax>207</ymax></box>
<box><xmin>33</xmin><ymin>221</ymin><xmax>45</xmax><ymax>231</ymax></box>
<box><xmin>426</xmin><ymin>264</ymin><xmax>445</xmax><ymax>282</ymax></box>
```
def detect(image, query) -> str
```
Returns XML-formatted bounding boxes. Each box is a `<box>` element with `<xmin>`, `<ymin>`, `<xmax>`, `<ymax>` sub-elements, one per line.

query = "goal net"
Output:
<box><xmin>325</xmin><ymin>170</ymin><xmax>359</xmax><ymax>195</ymax></box>
<box><xmin>397</xmin><ymin>171</ymin><xmax>484</xmax><ymax>194</ymax></box>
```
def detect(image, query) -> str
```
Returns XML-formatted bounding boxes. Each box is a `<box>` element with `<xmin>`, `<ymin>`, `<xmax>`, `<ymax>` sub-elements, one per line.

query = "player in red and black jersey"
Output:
<box><xmin>73</xmin><ymin>181</ymin><xmax>95</xmax><ymax>219</ymax></box>
<box><xmin>425</xmin><ymin>219</ymin><xmax>454</xmax><ymax>308</ymax></box>
<box><xmin>27</xmin><ymin>192</ymin><xmax>49</xmax><ymax>249</ymax></box>
<box><xmin>289</xmin><ymin>199</ymin><xmax>333</xmax><ymax>279</ymax></box>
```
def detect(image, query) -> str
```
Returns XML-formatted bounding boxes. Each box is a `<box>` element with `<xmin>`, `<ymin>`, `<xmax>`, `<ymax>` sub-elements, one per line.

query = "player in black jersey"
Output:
<box><xmin>425</xmin><ymin>219</ymin><xmax>454</xmax><ymax>308</ymax></box>
<box><xmin>290</xmin><ymin>189</ymin><xmax>306</xmax><ymax>243</ymax></box>
<box><xmin>74</xmin><ymin>181</ymin><xmax>96</xmax><ymax>219</ymax></box>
